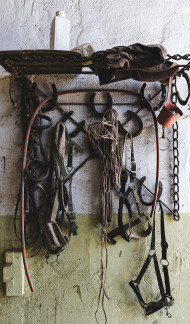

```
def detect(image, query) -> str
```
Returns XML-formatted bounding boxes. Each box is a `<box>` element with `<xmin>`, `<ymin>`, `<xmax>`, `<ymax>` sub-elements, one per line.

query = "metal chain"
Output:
<box><xmin>167</xmin><ymin>53</ymin><xmax>190</xmax><ymax>74</ymax></box>
<box><xmin>168</xmin><ymin>54</ymin><xmax>190</xmax><ymax>220</ymax></box>
<box><xmin>167</xmin><ymin>54</ymin><xmax>190</xmax><ymax>61</ymax></box>
<box><xmin>171</xmin><ymin>77</ymin><xmax>180</xmax><ymax>221</ymax></box>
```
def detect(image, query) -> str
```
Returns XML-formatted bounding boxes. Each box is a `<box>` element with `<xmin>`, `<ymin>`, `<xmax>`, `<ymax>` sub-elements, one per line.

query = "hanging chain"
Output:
<box><xmin>167</xmin><ymin>53</ymin><xmax>190</xmax><ymax>74</ymax></box>
<box><xmin>167</xmin><ymin>54</ymin><xmax>190</xmax><ymax>61</ymax></box>
<box><xmin>171</xmin><ymin>77</ymin><xmax>180</xmax><ymax>221</ymax></box>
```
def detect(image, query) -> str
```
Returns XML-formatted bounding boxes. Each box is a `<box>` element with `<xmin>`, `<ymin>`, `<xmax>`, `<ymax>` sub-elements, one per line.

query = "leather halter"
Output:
<box><xmin>140</xmin><ymin>84</ymin><xmax>160</xmax><ymax>220</ymax></box>
<box><xmin>108</xmin><ymin>84</ymin><xmax>160</xmax><ymax>245</ymax></box>
<box><xmin>129</xmin><ymin>202</ymin><xmax>174</xmax><ymax>317</ymax></box>
<box><xmin>20</xmin><ymin>87</ymin><xmax>159</xmax><ymax>293</ymax></box>
<box><xmin>42</xmin><ymin>122</ymin><xmax>69</xmax><ymax>253</ymax></box>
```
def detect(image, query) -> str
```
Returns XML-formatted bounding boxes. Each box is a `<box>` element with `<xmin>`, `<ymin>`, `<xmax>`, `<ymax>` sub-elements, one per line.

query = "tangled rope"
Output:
<box><xmin>88</xmin><ymin>108</ymin><xmax>121</xmax><ymax>323</ymax></box>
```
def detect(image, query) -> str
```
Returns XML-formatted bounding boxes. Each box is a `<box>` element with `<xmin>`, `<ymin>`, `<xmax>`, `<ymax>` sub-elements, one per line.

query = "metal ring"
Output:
<box><xmin>174</xmin><ymin>213</ymin><xmax>180</xmax><ymax>221</ymax></box>
<box><xmin>159</xmin><ymin>137</ymin><xmax>170</xmax><ymax>151</ymax></box>
<box><xmin>149</xmin><ymin>249</ymin><xmax>156</xmax><ymax>256</ymax></box>
<box><xmin>160</xmin><ymin>258</ymin><xmax>169</xmax><ymax>267</ymax></box>
<box><xmin>26</xmin><ymin>159</ymin><xmax>49</xmax><ymax>182</ymax></box>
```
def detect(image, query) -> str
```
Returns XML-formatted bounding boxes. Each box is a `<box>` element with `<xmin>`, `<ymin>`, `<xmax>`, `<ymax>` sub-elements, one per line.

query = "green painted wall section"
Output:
<box><xmin>0</xmin><ymin>214</ymin><xmax>189</xmax><ymax>324</ymax></box>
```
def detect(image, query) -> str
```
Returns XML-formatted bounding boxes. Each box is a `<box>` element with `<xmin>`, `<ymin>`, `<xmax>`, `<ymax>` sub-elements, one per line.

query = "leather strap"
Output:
<box><xmin>42</xmin><ymin>223</ymin><xmax>69</xmax><ymax>251</ymax></box>
<box><xmin>19</xmin><ymin>87</ymin><xmax>155</xmax><ymax>293</ymax></box>
<box><xmin>130</xmin><ymin>134</ymin><xmax>136</xmax><ymax>183</ymax></box>
<box><xmin>117</xmin><ymin>196</ymin><xmax>133</xmax><ymax>242</ymax></box>
<box><xmin>140</xmin><ymin>84</ymin><xmax>159</xmax><ymax>219</ymax></box>
<box><xmin>154</xmin><ymin>83</ymin><xmax>166</xmax><ymax>111</ymax></box>
<box><xmin>108</xmin><ymin>84</ymin><xmax>159</xmax><ymax>245</ymax></box>
<box><xmin>42</xmin><ymin>122</ymin><xmax>70</xmax><ymax>252</ymax></box>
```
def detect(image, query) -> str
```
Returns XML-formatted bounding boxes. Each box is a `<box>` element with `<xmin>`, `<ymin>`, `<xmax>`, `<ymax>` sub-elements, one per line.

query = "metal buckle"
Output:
<box><xmin>130</xmin><ymin>161</ymin><xmax>136</xmax><ymax>173</ymax></box>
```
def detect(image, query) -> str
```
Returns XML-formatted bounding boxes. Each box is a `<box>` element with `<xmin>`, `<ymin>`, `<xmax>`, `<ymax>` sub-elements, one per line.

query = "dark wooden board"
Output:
<box><xmin>0</xmin><ymin>50</ymin><xmax>82</xmax><ymax>74</ymax></box>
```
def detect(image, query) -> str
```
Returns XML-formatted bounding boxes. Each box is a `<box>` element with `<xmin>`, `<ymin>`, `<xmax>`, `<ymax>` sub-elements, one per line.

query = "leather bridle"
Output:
<box><xmin>20</xmin><ymin>87</ymin><xmax>159</xmax><ymax>293</ymax></box>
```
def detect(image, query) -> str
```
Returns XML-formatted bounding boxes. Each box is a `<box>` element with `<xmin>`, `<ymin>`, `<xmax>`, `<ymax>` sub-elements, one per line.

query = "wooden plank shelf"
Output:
<box><xmin>0</xmin><ymin>50</ymin><xmax>85</xmax><ymax>75</ymax></box>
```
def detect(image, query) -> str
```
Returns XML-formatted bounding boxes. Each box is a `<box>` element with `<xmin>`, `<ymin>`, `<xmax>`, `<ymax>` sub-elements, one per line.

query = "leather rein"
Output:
<box><xmin>21</xmin><ymin>87</ymin><xmax>159</xmax><ymax>294</ymax></box>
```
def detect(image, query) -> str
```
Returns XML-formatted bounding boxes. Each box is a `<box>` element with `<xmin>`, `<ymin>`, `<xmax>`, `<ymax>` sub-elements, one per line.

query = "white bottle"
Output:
<box><xmin>50</xmin><ymin>11</ymin><xmax>70</xmax><ymax>51</ymax></box>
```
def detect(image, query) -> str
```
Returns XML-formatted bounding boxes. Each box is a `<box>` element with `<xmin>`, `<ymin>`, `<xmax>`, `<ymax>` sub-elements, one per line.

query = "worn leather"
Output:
<box><xmin>91</xmin><ymin>44</ymin><xmax>179</xmax><ymax>85</ymax></box>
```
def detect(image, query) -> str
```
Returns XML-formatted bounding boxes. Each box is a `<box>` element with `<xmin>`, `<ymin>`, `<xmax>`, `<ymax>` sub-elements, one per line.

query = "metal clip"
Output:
<box><xmin>165</xmin><ymin>307</ymin><xmax>172</xmax><ymax>318</ymax></box>
<box><xmin>162</xmin><ymin>127</ymin><xmax>166</xmax><ymax>139</ymax></box>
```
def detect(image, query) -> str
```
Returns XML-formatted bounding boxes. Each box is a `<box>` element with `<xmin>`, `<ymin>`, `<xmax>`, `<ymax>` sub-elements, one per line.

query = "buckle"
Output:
<box><xmin>130</xmin><ymin>161</ymin><xmax>136</xmax><ymax>173</ymax></box>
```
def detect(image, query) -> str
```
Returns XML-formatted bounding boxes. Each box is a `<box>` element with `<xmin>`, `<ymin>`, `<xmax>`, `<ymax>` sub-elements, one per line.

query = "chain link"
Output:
<box><xmin>168</xmin><ymin>54</ymin><xmax>189</xmax><ymax>220</ymax></box>
<box><xmin>167</xmin><ymin>54</ymin><xmax>190</xmax><ymax>61</ymax></box>
<box><xmin>171</xmin><ymin>77</ymin><xmax>180</xmax><ymax>220</ymax></box>
<box><xmin>167</xmin><ymin>53</ymin><xmax>190</xmax><ymax>74</ymax></box>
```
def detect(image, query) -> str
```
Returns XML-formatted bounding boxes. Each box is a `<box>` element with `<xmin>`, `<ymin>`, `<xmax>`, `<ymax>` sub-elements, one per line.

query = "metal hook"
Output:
<box><xmin>118</xmin><ymin>110</ymin><xmax>143</xmax><ymax>138</ymax></box>
<box><xmin>137</xmin><ymin>176</ymin><xmax>163</xmax><ymax>206</ymax></box>
<box><xmin>41</xmin><ymin>83</ymin><xmax>58</xmax><ymax>112</ymax></box>
<box><xmin>162</xmin><ymin>127</ymin><xmax>165</xmax><ymax>139</ymax></box>
<box><xmin>69</xmin><ymin>120</ymin><xmax>86</xmax><ymax>138</ymax></box>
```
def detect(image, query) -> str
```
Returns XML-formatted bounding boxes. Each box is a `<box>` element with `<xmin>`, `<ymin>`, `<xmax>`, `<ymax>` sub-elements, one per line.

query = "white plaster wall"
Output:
<box><xmin>0</xmin><ymin>0</ymin><xmax>189</xmax><ymax>214</ymax></box>
<box><xmin>0</xmin><ymin>1</ymin><xmax>189</xmax><ymax>324</ymax></box>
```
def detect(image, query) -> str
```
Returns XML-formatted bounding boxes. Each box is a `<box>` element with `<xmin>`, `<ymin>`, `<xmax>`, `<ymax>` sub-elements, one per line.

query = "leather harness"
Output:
<box><xmin>9</xmin><ymin>44</ymin><xmax>188</xmax><ymax>319</ymax></box>
<box><xmin>17</xmin><ymin>85</ymin><xmax>162</xmax><ymax>314</ymax></box>
<box><xmin>129</xmin><ymin>201</ymin><xmax>174</xmax><ymax>317</ymax></box>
